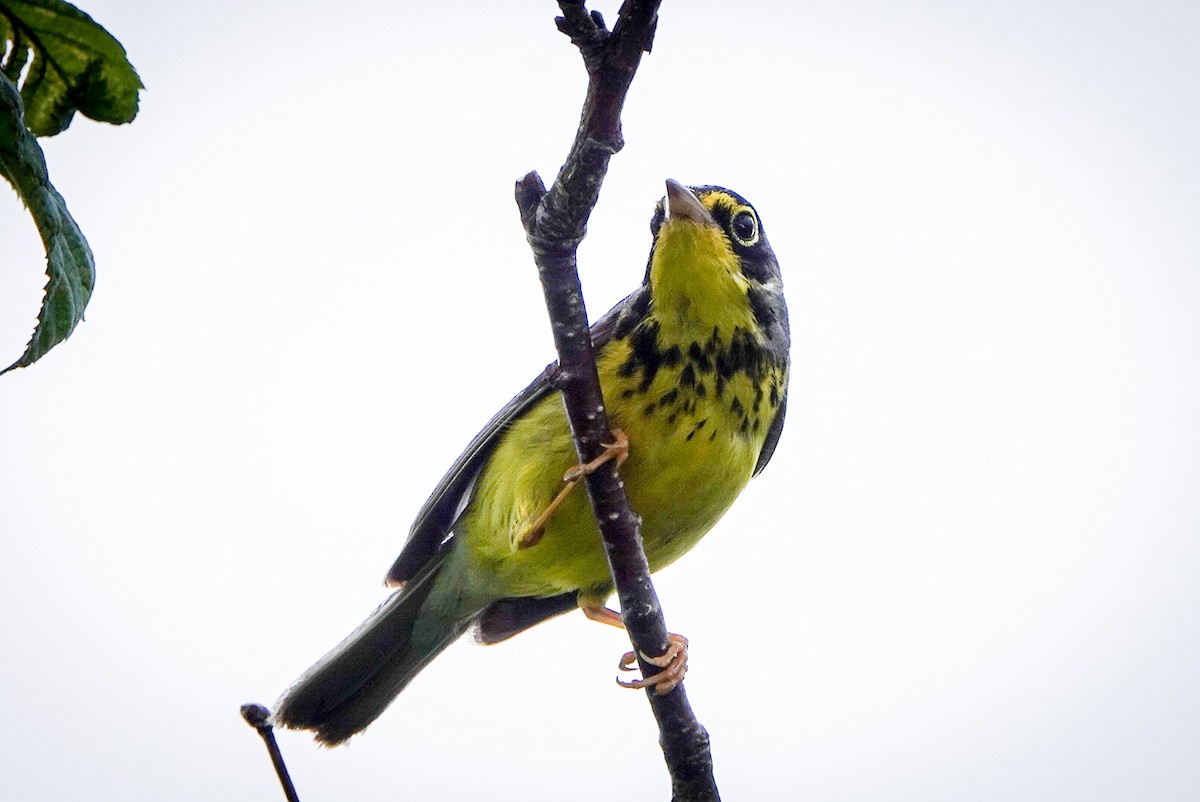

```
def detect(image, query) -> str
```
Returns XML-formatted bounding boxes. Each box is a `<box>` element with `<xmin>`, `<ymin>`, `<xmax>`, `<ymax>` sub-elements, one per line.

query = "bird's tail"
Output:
<box><xmin>273</xmin><ymin>552</ymin><xmax>476</xmax><ymax>745</ymax></box>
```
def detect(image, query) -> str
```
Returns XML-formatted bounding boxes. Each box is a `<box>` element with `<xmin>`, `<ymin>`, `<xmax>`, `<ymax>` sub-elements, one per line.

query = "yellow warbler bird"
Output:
<box><xmin>276</xmin><ymin>180</ymin><xmax>789</xmax><ymax>745</ymax></box>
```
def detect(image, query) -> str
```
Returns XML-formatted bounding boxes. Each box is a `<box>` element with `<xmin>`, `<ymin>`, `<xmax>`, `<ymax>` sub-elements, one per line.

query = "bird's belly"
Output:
<box><xmin>619</xmin><ymin>391</ymin><xmax>759</xmax><ymax>572</ymax></box>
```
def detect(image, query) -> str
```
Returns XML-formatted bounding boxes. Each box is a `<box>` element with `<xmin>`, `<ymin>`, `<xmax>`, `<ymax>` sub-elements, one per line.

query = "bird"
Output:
<box><xmin>274</xmin><ymin>179</ymin><xmax>790</xmax><ymax>745</ymax></box>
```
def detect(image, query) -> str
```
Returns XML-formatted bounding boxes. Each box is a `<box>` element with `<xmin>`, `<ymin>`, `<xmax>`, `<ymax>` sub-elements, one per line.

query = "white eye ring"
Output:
<box><xmin>730</xmin><ymin>208</ymin><xmax>759</xmax><ymax>246</ymax></box>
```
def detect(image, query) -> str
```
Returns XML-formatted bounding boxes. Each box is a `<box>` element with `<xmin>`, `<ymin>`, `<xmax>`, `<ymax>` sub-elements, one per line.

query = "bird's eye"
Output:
<box><xmin>731</xmin><ymin>210</ymin><xmax>758</xmax><ymax>245</ymax></box>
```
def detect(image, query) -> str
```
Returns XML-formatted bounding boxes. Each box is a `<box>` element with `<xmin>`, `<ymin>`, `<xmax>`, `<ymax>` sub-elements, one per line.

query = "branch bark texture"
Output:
<box><xmin>515</xmin><ymin>2</ymin><xmax>719</xmax><ymax>800</ymax></box>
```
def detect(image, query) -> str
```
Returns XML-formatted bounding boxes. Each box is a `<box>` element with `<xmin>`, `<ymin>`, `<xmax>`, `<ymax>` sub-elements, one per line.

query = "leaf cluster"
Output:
<box><xmin>0</xmin><ymin>0</ymin><xmax>140</xmax><ymax>373</ymax></box>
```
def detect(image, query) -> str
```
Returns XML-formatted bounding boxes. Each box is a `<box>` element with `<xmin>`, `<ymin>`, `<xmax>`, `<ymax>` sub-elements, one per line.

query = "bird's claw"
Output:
<box><xmin>615</xmin><ymin>633</ymin><xmax>689</xmax><ymax>695</ymax></box>
<box><xmin>563</xmin><ymin>429</ymin><xmax>630</xmax><ymax>482</ymax></box>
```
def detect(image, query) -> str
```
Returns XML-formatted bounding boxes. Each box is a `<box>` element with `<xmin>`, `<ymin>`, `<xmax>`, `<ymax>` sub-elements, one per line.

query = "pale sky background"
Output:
<box><xmin>2</xmin><ymin>1</ymin><xmax>1198</xmax><ymax>799</ymax></box>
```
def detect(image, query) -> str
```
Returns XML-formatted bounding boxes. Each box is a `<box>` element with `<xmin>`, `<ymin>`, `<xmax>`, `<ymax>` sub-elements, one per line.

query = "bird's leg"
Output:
<box><xmin>517</xmin><ymin>429</ymin><xmax>629</xmax><ymax>549</ymax></box>
<box><xmin>581</xmin><ymin>602</ymin><xmax>689</xmax><ymax>696</ymax></box>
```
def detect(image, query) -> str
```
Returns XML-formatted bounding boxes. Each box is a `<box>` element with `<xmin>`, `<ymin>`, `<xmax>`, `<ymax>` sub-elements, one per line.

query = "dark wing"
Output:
<box><xmin>384</xmin><ymin>287</ymin><xmax>645</xmax><ymax>586</ymax></box>
<box><xmin>752</xmin><ymin>387</ymin><xmax>787</xmax><ymax>476</ymax></box>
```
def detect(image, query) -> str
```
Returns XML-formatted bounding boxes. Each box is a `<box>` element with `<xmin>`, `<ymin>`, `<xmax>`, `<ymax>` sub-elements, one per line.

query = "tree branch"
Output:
<box><xmin>515</xmin><ymin>2</ymin><xmax>719</xmax><ymax>799</ymax></box>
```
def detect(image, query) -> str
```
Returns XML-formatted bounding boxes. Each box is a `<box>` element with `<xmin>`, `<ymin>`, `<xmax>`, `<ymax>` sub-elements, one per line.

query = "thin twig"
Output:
<box><xmin>515</xmin><ymin>2</ymin><xmax>720</xmax><ymax>799</ymax></box>
<box><xmin>241</xmin><ymin>703</ymin><xmax>301</xmax><ymax>802</ymax></box>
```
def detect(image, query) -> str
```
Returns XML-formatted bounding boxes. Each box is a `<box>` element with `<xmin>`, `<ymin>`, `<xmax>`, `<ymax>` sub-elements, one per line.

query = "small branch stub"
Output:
<box><xmin>240</xmin><ymin>703</ymin><xmax>301</xmax><ymax>802</ymax></box>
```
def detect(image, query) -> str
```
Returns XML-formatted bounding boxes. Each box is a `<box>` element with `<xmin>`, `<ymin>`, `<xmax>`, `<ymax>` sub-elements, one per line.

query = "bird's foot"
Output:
<box><xmin>581</xmin><ymin>604</ymin><xmax>690</xmax><ymax>695</ymax></box>
<box><xmin>563</xmin><ymin>428</ymin><xmax>629</xmax><ymax>482</ymax></box>
<box><xmin>617</xmin><ymin>633</ymin><xmax>689</xmax><ymax>695</ymax></box>
<box><xmin>516</xmin><ymin>429</ymin><xmax>629</xmax><ymax>549</ymax></box>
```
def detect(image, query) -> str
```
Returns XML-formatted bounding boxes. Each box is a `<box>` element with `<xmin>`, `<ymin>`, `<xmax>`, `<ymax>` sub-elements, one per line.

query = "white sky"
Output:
<box><xmin>2</xmin><ymin>1</ymin><xmax>1198</xmax><ymax>799</ymax></box>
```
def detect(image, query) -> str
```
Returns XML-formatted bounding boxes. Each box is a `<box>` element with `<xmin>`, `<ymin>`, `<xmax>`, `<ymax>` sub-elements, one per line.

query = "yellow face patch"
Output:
<box><xmin>699</xmin><ymin>191</ymin><xmax>760</xmax><ymax>247</ymax></box>
<box><xmin>699</xmin><ymin>191</ymin><xmax>738</xmax><ymax>210</ymax></box>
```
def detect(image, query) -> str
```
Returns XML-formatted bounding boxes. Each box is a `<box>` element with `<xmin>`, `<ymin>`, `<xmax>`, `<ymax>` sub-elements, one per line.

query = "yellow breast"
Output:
<box><xmin>460</xmin><ymin>324</ymin><xmax>785</xmax><ymax>600</ymax></box>
<box><xmin>604</xmin><ymin>329</ymin><xmax>782</xmax><ymax>564</ymax></box>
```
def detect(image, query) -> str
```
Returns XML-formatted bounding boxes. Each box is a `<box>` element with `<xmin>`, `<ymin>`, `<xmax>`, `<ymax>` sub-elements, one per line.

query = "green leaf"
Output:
<box><xmin>0</xmin><ymin>70</ymin><xmax>94</xmax><ymax>373</ymax></box>
<box><xmin>0</xmin><ymin>0</ymin><xmax>141</xmax><ymax>137</ymax></box>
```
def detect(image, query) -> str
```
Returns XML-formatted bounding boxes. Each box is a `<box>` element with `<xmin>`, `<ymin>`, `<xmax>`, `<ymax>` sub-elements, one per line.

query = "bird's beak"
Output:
<box><xmin>666</xmin><ymin>179</ymin><xmax>716</xmax><ymax>227</ymax></box>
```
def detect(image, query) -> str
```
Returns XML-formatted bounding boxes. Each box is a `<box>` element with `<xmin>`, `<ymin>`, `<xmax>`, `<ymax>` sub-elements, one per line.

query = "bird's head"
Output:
<box><xmin>644</xmin><ymin>180</ymin><xmax>785</xmax><ymax>342</ymax></box>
